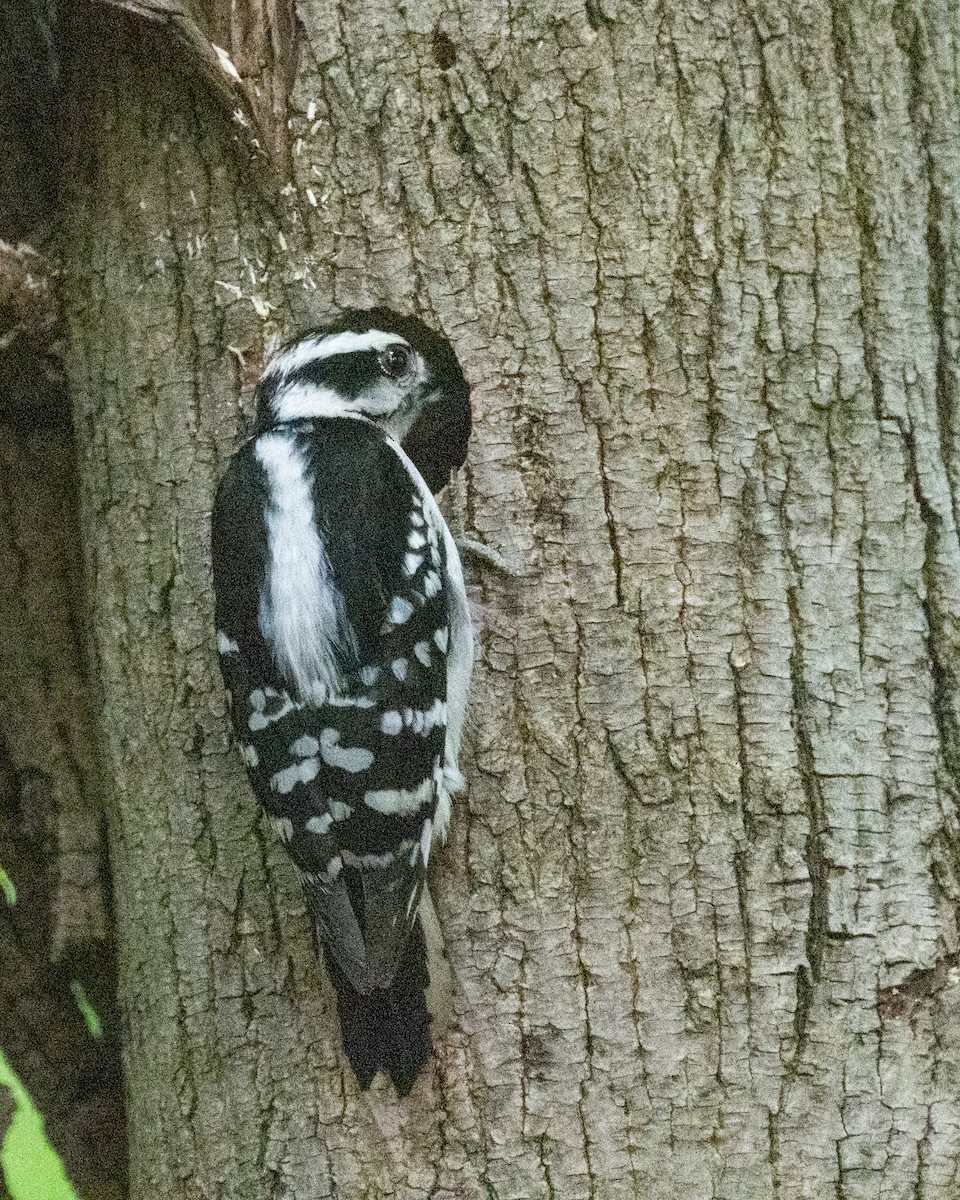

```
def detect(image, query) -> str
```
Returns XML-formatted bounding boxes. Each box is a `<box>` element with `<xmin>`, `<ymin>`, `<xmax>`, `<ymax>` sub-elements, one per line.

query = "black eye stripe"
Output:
<box><xmin>278</xmin><ymin>351</ymin><xmax>383</xmax><ymax>401</ymax></box>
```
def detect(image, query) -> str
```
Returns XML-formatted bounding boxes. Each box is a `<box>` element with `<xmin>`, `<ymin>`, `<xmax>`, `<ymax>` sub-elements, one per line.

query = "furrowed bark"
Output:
<box><xmin>58</xmin><ymin>1</ymin><xmax>960</xmax><ymax>1197</ymax></box>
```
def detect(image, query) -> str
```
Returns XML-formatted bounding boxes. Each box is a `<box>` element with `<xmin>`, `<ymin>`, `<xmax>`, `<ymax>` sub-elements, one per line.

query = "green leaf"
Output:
<box><xmin>70</xmin><ymin>981</ymin><xmax>103</xmax><ymax>1040</ymax></box>
<box><xmin>0</xmin><ymin>868</ymin><xmax>15</xmax><ymax>907</ymax></box>
<box><xmin>0</xmin><ymin>1048</ymin><xmax>81</xmax><ymax>1200</ymax></box>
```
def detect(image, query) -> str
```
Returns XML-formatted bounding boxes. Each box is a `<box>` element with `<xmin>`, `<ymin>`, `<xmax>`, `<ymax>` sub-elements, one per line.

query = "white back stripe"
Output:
<box><xmin>256</xmin><ymin>433</ymin><xmax>357</xmax><ymax>695</ymax></box>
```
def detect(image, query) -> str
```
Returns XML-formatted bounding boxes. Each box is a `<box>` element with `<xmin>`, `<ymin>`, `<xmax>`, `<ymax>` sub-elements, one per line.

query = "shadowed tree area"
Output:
<box><xmin>0</xmin><ymin>3</ymin><xmax>125</xmax><ymax>1196</ymax></box>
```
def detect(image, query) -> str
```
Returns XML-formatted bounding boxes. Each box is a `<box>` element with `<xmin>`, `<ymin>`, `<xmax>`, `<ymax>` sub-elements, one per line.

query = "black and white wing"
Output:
<box><xmin>211</xmin><ymin>418</ymin><xmax>453</xmax><ymax>996</ymax></box>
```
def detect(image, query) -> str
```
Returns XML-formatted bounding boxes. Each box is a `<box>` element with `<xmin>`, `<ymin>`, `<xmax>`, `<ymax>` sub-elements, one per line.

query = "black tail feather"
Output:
<box><xmin>323</xmin><ymin>917</ymin><xmax>432</xmax><ymax>1095</ymax></box>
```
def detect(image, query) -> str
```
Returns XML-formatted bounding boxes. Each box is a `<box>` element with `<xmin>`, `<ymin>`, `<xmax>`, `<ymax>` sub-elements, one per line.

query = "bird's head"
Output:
<box><xmin>254</xmin><ymin>309</ymin><xmax>471</xmax><ymax>492</ymax></box>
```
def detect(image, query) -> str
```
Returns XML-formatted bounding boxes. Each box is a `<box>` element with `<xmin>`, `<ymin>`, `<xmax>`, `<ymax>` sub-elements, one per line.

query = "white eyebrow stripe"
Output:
<box><xmin>263</xmin><ymin>330</ymin><xmax>410</xmax><ymax>379</ymax></box>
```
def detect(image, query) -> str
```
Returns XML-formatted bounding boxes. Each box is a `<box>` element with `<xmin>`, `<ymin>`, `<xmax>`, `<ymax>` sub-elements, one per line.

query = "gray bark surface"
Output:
<box><xmin>59</xmin><ymin>1</ymin><xmax>960</xmax><ymax>1197</ymax></box>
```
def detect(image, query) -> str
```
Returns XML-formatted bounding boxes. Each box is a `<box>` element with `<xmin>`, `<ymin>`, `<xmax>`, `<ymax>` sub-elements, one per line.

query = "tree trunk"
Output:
<box><xmin>57</xmin><ymin>0</ymin><xmax>960</xmax><ymax>1196</ymax></box>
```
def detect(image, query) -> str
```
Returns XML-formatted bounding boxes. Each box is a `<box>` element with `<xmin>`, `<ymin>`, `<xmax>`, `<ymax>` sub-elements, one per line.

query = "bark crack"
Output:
<box><xmin>784</xmin><ymin>580</ymin><xmax>827</xmax><ymax>1070</ymax></box>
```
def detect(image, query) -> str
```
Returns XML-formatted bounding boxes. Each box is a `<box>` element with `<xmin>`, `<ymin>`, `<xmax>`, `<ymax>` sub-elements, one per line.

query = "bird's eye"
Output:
<box><xmin>378</xmin><ymin>344</ymin><xmax>413</xmax><ymax>380</ymax></box>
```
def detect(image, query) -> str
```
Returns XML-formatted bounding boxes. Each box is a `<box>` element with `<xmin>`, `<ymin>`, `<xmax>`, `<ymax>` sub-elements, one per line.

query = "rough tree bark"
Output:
<box><xmin>54</xmin><ymin>0</ymin><xmax>960</xmax><ymax>1196</ymax></box>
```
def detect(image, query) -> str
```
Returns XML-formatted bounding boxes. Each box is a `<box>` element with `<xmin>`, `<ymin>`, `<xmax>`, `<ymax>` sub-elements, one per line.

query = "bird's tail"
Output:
<box><xmin>323</xmin><ymin>895</ymin><xmax>452</xmax><ymax>1095</ymax></box>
